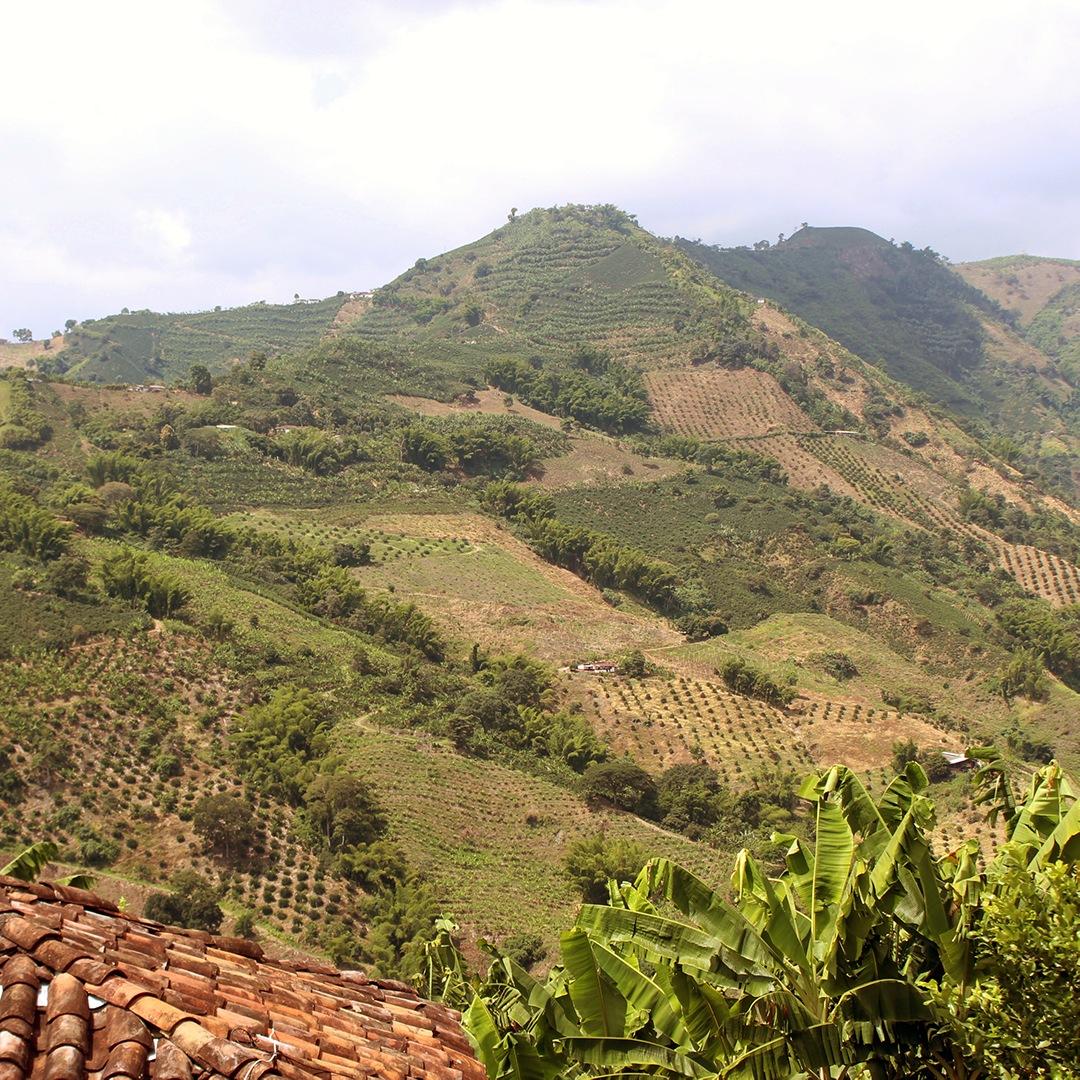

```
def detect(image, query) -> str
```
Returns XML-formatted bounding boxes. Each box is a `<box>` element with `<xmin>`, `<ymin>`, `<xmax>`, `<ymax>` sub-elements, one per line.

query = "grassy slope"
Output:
<box><xmin>4</xmin><ymin>206</ymin><xmax>1080</xmax><ymax>962</ymax></box>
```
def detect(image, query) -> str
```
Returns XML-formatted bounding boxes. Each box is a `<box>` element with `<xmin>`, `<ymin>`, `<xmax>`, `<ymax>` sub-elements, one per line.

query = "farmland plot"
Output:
<box><xmin>998</xmin><ymin>541</ymin><xmax>1080</xmax><ymax>606</ymax></box>
<box><xmin>348</xmin><ymin>512</ymin><xmax>683</xmax><ymax>660</ymax></box>
<box><xmin>585</xmin><ymin>675</ymin><xmax>816</xmax><ymax>784</ymax></box>
<box><xmin>645</xmin><ymin>368</ymin><xmax>816</xmax><ymax>440</ymax></box>
<box><xmin>336</xmin><ymin>729</ymin><xmax>730</xmax><ymax>943</ymax></box>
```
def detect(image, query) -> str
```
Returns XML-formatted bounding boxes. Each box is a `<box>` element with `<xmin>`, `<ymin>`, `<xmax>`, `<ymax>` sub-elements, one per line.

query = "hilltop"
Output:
<box><xmin>2</xmin><ymin>203</ymin><xmax>1079</xmax><ymax>973</ymax></box>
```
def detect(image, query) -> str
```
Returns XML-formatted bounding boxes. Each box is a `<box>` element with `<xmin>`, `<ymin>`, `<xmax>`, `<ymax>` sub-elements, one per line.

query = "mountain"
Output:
<box><xmin>677</xmin><ymin>227</ymin><xmax>1080</xmax><ymax>493</ymax></box>
<box><xmin>3</xmin><ymin>204</ymin><xmax>1080</xmax><ymax>976</ymax></box>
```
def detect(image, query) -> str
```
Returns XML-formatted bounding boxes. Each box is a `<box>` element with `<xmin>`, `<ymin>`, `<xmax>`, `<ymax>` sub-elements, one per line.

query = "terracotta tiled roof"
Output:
<box><xmin>0</xmin><ymin>877</ymin><xmax>485</xmax><ymax>1080</ymax></box>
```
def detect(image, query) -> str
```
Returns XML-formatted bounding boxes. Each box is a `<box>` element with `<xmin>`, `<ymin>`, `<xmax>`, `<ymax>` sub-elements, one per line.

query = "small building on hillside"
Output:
<box><xmin>576</xmin><ymin>661</ymin><xmax>620</xmax><ymax>673</ymax></box>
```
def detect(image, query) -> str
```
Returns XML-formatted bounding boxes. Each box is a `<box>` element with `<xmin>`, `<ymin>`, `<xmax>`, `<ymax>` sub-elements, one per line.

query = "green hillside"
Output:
<box><xmin>676</xmin><ymin>228</ymin><xmax>1080</xmax><ymax>470</ymax></box>
<box><xmin>39</xmin><ymin>296</ymin><xmax>348</xmax><ymax>385</ymax></box>
<box><xmin>3</xmin><ymin>204</ymin><xmax>1080</xmax><ymax>998</ymax></box>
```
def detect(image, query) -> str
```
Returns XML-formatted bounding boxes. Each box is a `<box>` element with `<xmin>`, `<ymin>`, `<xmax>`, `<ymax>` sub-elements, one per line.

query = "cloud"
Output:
<box><xmin>2</xmin><ymin>0</ymin><xmax>1080</xmax><ymax>334</ymax></box>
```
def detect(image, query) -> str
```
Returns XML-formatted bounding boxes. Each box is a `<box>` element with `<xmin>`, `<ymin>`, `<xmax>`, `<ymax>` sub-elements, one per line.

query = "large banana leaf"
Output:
<box><xmin>575</xmin><ymin>902</ymin><xmax>774</xmax><ymax>994</ymax></box>
<box><xmin>719</xmin><ymin>1022</ymin><xmax>850</xmax><ymax>1080</ymax></box>
<box><xmin>1</xmin><ymin>841</ymin><xmax>59</xmax><ymax>882</ymax></box>
<box><xmin>733</xmin><ymin>850</ymin><xmax>810</xmax><ymax>978</ymax></box>
<box><xmin>562</xmin><ymin>1037</ymin><xmax>717</xmax><ymax>1079</ymax></box>
<box><xmin>1029</xmin><ymin>793</ymin><xmax>1080</xmax><ymax>870</ymax></box>
<box><xmin>638</xmin><ymin>860</ymin><xmax>781</xmax><ymax>980</ymax></box>
<box><xmin>464</xmin><ymin>996</ymin><xmax>560</xmax><ymax>1080</ymax></box>
<box><xmin>668</xmin><ymin>966</ymin><xmax>733</xmax><ymax>1059</ymax></box>
<box><xmin>562</xmin><ymin>929</ymin><xmax>629</xmax><ymax>1039</ymax></box>
<box><xmin>562</xmin><ymin>927</ymin><xmax>689</xmax><ymax>1047</ymax></box>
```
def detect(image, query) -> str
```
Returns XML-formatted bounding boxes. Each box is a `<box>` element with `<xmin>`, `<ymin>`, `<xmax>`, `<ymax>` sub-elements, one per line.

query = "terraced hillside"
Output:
<box><xmin>4</xmin><ymin>205</ymin><xmax>1080</xmax><ymax>977</ymax></box>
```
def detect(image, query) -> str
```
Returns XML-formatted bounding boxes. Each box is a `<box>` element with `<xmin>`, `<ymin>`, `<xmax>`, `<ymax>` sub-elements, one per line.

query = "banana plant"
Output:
<box><xmin>433</xmin><ymin>758</ymin><xmax>1080</xmax><ymax>1080</ymax></box>
<box><xmin>2</xmin><ymin>840</ymin><xmax>97</xmax><ymax>889</ymax></box>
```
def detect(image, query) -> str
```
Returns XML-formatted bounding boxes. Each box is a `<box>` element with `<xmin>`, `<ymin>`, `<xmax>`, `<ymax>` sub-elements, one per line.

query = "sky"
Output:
<box><xmin>3</xmin><ymin>0</ymin><xmax>1080</xmax><ymax>338</ymax></box>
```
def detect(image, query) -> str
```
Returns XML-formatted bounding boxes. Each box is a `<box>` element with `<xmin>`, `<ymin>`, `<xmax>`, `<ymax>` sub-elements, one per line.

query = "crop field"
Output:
<box><xmin>735</xmin><ymin>434</ymin><xmax>857</xmax><ymax>495</ymax></box>
<box><xmin>335</xmin><ymin>727</ymin><xmax>731</xmax><ymax>943</ymax></box>
<box><xmin>348</xmin><ymin>518</ymin><xmax>681</xmax><ymax>661</ymax></box>
<box><xmin>998</xmin><ymin>540</ymin><xmax>1080</xmax><ymax>605</ymax></box>
<box><xmin>644</xmin><ymin>368</ymin><xmax>816</xmax><ymax>439</ymax></box>
<box><xmin>60</xmin><ymin>297</ymin><xmax>346</xmax><ymax>383</ymax></box>
<box><xmin>802</xmin><ymin>435</ymin><xmax>953</xmax><ymax>518</ymax></box>
<box><xmin>0</xmin><ymin>634</ymin><xmax>391</xmax><ymax>943</ymax></box>
<box><xmin>583</xmin><ymin>674</ymin><xmax>816</xmax><ymax>781</ymax></box>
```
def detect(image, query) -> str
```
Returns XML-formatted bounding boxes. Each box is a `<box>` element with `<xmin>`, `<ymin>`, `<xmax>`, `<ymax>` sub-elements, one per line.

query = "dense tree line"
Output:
<box><xmin>484</xmin><ymin>354</ymin><xmax>651</xmax><ymax>435</ymax></box>
<box><xmin>481</xmin><ymin>481</ymin><xmax>680</xmax><ymax>609</ymax></box>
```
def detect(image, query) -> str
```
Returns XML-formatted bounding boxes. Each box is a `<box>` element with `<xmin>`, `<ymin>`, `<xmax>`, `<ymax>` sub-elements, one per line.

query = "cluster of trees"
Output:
<box><xmin>98</xmin><ymin>547</ymin><xmax>189</xmax><ymax>617</ymax></box>
<box><xmin>996</xmin><ymin>599</ymin><xmax>1080</xmax><ymax>689</ymax></box>
<box><xmin>481</xmin><ymin>481</ymin><xmax>680</xmax><ymax>610</ymax></box>
<box><xmin>576</xmin><ymin>758</ymin><xmax>799</xmax><ymax>847</ymax></box>
<box><xmin>718</xmin><ymin>656</ymin><xmax>797</xmax><ymax>707</ymax></box>
<box><xmin>400</xmin><ymin>422</ymin><xmax>540</xmax><ymax>478</ymax></box>
<box><xmin>448</xmin><ymin>653</ymin><xmax>608</xmax><ymax>777</ymax></box>
<box><xmin>429</xmin><ymin>755</ymin><xmax>1080</xmax><ymax>1080</ymax></box>
<box><xmin>485</xmin><ymin>356</ymin><xmax>651</xmax><ymax>435</ymax></box>
<box><xmin>0</xmin><ymin>484</ymin><xmax>73</xmax><ymax>560</ymax></box>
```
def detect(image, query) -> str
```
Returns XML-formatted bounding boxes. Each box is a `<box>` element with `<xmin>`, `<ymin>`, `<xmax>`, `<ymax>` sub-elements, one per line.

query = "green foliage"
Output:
<box><xmin>1</xmin><ymin>840</ymin><xmax>59</xmax><ymax>882</ymax></box>
<box><xmin>336</xmin><ymin>839</ymin><xmax>409</xmax><ymax>892</ymax></box>
<box><xmin>435</xmin><ymin>759</ymin><xmax>1080</xmax><ymax>1080</ymax></box>
<box><xmin>501</xmin><ymin>931</ymin><xmax>547</xmax><ymax>971</ymax></box>
<box><xmin>485</xmin><ymin>356</ymin><xmax>651</xmax><ymax>435</ymax></box>
<box><xmin>579</xmin><ymin>759</ymin><xmax>658</xmax><ymax>818</ymax></box>
<box><xmin>717</xmin><ymin>656</ymin><xmax>796</xmax><ymax>707</ymax></box>
<box><xmin>98</xmin><ymin>547</ymin><xmax>190</xmax><ymax>617</ymax></box>
<box><xmin>191</xmin><ymin>793</ymin><xmax>256</xmax><ymax>857</ymax></box>
<box><xmin>563</xmin><ymin>833</ymin><xmax>650</xmax><ymax>904</ymax></box>
<box><xmin>990</xmin><ymin>647</ymin><xmax>1050</xmax><ymax>703</ymax></box>
<box><xmin>963</xmin><ymin>860</ymin><xmax>1080</xmax><ymax>1079</ymax></box>
<box><xmin>996</xmin><ymin>599</ymin><xmax>1080</xmax><ymax>689</ymax></box>
<box><xmin>302</xmin><ymin>772</ymin><xmax>386</xmax><ymax>850</ymax></box>
<box><xmin>814</xmin><ymin>650</ymin><xmax>858</xmax><ymax>679</ymax></box>
<box><xmin>0</xmin><ymin>484</ymin><xmax>72</xmax><ymax>560</ymax></box>
<box><xmin>360</xmin><ymin>878</ymin><xmax>441</xmax><ymax>980</ymax></box>
<box><xmin>230</xmin><ymin>685</ymin><xmax>330</xmax><ymax>803</ymax></box>
<box><xmin>656</xmin><ymin>763</ymin><xmax>733</xmax><ymax>839</ymax></box>
<box><xmin>144</xmin><ymin>870</ymin><xmax>223</xmax><ymax>933</ymax></box>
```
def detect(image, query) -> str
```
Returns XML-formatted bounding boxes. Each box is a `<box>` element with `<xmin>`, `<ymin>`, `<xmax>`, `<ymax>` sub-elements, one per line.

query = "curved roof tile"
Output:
<box><xmin>0</xmin><ymin>878</ymin><xmax>485</xmax><ymax>1080</ymax></box>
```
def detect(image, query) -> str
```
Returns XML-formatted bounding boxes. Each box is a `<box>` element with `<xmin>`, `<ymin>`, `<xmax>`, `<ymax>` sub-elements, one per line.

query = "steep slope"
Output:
<box><xmin>676</xmin><ymin>229</ymin><xmax>1080</xmax><ymax>471</ymax></box>
<box><xmin>953</xmin><ymin>255</ymin><xmax>1080</xmax><ymax>326</ymax></box>
<box><xmin>338</xmin><ymin>204</ymin><xmax>748</xmax><ymax>375</ymax></box>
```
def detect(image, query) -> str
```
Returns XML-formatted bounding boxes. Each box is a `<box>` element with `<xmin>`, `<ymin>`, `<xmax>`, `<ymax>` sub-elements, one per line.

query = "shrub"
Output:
<box><xmin>564</xmin><ymin>834</ymin><xmax>650</xmax><ymax>904</ymax></box>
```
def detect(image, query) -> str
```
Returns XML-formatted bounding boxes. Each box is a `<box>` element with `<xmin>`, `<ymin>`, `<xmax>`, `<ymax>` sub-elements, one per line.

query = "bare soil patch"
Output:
<box><xmin>531</xmin><ymin>436</ymin><xmax>684</xmax><ymax>488</ymax></box>
<box><xmin>385</xmin><ymin>388</ymin><xmax>565</xmax><ymax>430</ymax></box>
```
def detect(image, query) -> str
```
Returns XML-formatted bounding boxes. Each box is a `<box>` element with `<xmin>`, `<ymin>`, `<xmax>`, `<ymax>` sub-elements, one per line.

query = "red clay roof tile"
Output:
<box><xmin>0</xmin><ymin>983</ymin><xmax>38</xmax><ymax>1028</ymax></box>
<box><xmin>43</xmin><ymin>1044</ymin><xmax>84</xmax><ymax>1080</ymax></box>
<box><xmin>150</xmin><ymin>1041</ymin><xmax>192</xmax><ymax>1080</ymax></box>
<box><xmin>0</xmin><ymin>883</ymin><xmax>483</xmax><ymax>1080</ymax></box>
<box><xmin>101</xmin><ymin>1040</ymin><xmax>149</xmax><ymax>1080</ymax></box>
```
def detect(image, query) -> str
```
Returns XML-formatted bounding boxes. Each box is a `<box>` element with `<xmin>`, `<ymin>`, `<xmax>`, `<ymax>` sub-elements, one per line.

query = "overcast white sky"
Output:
<box><xmin>3</xmin><ymin>0</ymin><xmax>1079</xmax><ymax>337</ymax></box>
